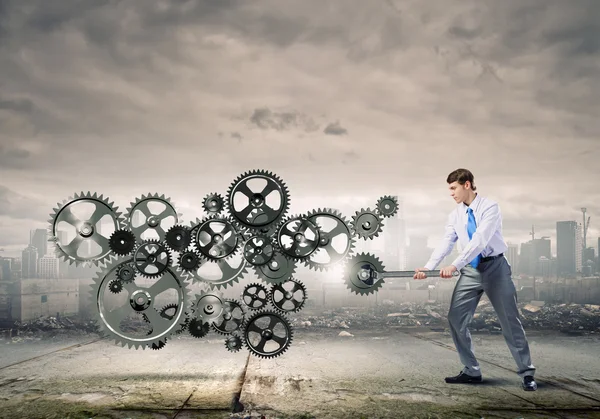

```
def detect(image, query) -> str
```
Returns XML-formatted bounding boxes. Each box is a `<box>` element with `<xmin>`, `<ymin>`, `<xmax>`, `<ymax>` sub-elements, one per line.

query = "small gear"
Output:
<box><xmin>48</xmin><ymin>192</ymin><xmax>125</xmax><ymax>267</ymax></box>
<box><xmin>350</xmin><ymin>208</ymin><xmax>384</xmax><ymax>240</ymax></box>
<box><xmin>165</xmin><ymin>225</ymin><xmax>192</xmax><ymax>252</ymax></box>
<box><xmin>225</xmin><ymin>169</ymin><xmax>290</xmax><ymax>232</ymax></box>
<box><xmin>108</xmin><ymin>279</ymin><xmax>123</xmax><ymax>294</ymax></box>
<box><xmin>178</xmin><ymin>250</ymin><xmax>202</xmax><ymax>272</ymax></box>
<box><xmin>243</xmin><ymin>310</ymin><xmax>293</xmax><ymax>359</ymax></box>
<box><xmin>191</xmin><ymin>216</ymin><xmax>242</xmax><ymax>261</ymax></box>
<box><xmin>133</xmin><ymin>240</ymin><xmax>172</xmax><ymax>278</ymax></box>
<box><xmin>242</xmin><ymin>283</ymin><xmax>270</xmax><ymax>311</ymax></box>
<box><xmin>243</xmin><ymin>234</ymin><xmax>275</xmax><ymax>266</ymax></box>
<box><xmin>109</xmin><ymin>229</ymin><xmax>137</xmax><ymax>256</ymax></box>
<box><xmin>150</xmin><ymin>340</ymin><xmax>167</xmax><ymax>350</ymax></box>
<box><xmin>212</xmin><ymin>299</ymin><xmax>246</xmax><ymax>335</ymax></box>
<box><xmin>116</xmin><ymin>263</ymin><xmax>136</xmax><ymax>283</ymax></box>
<box><xmin>254</xmin><ymin>251</ymin><xmax>296</xmax><ymax>285</ymax></box>
<box><xmin>124</xmin><ymin>193</ymin><xmax>181</xmax><ymax>241</ymax></box>
<box><xmin>202</xmin><ymin>193</ymin><xmax>225</xmax><ymax>214</ymax></box>
<box><xmin>276</xmin><ymin>215</ymin><xmax>320</xmax><ymax>260</ymax></box>
<box><xmin>376</xmin><ymin>195</ymin><xmax>399</xmax><ymax>218</ymax></box>
<box><xmin>271</xmin><ymin>279</ymin><xmax>307</xmax><ymax>313</ymax></box>
<box><xmin>304</xmin><ymin>208</ymin><xmax>355</xmax><ymax>271</ymax></box>
<box><xmin>188</xmin><ymin>318</ymin><xmax>211</xmax><ymax>338</ymax></box>
<box><xmin>191</xmin><ymin>290</ymin><xmax>225</xmax><ymax>324</ymax></box>
<box><xmin>225</xmin><ymin>335</ymin><xmax>243</xmax><ymax>353</ymax></box>
<box><xmin>343</xmin><ymin>252</ymin><xmax>385</xmax><ymax>295</ymax></box>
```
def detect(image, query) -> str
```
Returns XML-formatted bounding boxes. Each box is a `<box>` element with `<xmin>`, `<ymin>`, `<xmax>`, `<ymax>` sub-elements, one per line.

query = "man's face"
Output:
<box><xmin>448</xmin><ymin>181</ymin><xmax>470</xmax><ymax>204</ymax></box>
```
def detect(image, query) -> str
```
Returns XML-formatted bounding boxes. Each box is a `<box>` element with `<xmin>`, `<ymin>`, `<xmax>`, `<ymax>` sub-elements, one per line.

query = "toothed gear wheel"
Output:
<box><xmin>191</xmin><ymin>290</ymin><xmax>225</xmax><ymax>324</ymax></box>
<box><xmin>254</xmin><ymin>251</ymin><xmax>296</xmax><ymax>285</ymax></box>
<box><xmin>212</xmin><ymin>299</ymin><xmax>246</xmax><ymax>335</ymax></box>
<box><xmin>351</xmin><ymin>208</ymin><xmax>384</xmax><ymax>240</ymax></box>
<box><xmin>150</xmin><ymin>340</ymin><xmax>167</xmax><ymax>350</ymax></box>
<box><xmin>344</xmin><ymin>252</ymin><xmax>385</xmax><ymax>295</ymax></box>
<box><xmin>225</xmin><ymin>335</ymin><xmax>243</xmax><ymax>352</ymax></box>
<box><xmin>203</xmin><ymin>193</ymin><xmax>225</xmax><ymax>214</ymax></box>
<box><xmin>188</xmin><ymin>318</ymin><xmax>211</xmax><ymax>338</ymax></box>
<box><xmin>242</xmin><ymin>283</ymin><xmax>270</xmax><ymax>310</ymax></box>
<box><xmin>226</xmin><ymin>169</ymin><xmax>290</xmax><ymax>232</ymax></box>
<box><xmin>191</xmin><ymin>215</ymin><xmax>242</xmax><ymax>261</ymax></box>
<box><xmin>376</xmin><ymin>195</ymin><xmax>399</xmax><ymax>218</ymax></box>
<box><xmin>271</xmin><ymin>279</ymin><xmax>307</xmax><ymax>313</ymax></box>
<box><xmin>243</xmin><ymin>310</ymin><xmax>293</xmax><ymax>359</ymax></box>
<box><xmin>48</xmin><ymin>192</ymin><xmax>125</xmax><ymax>267</ymax></box>
<box><xmin>183</xmin><ymin>252</ymin><xmax>248</xmax><ymax>290</ymax></box>
<box><xmin>116</xmin><ymin>263</ymin><xmax>136</xmax><ymax>282</ymax></box>
<box><xmin>178</xmin><ymin>250</ymin><xmax>202</xmax><ymax>272</ymax></box>
<box><xmin>165</xmin><ymin>225</ymin><xmax>192</xmax><ymax>252</ymax></box>
<box><xmin>109</xmin><ymin>229</ymin><xmax>137</xmax><ymax>256</ymax></box>
<box><xmin>304</xmin><ymin>208</ymin><xmax>355</xmax><ymax>271</ymax></box>
<box><xmin>276</xmin><ymin>215</ymin><xmax>320</xmax><ymax>260</ymax></box>
<box><xmin>124</xmin><ymin>193</ymin><xmax>181</xmax><ymax>241</ymax></box>
<box><xmin>243</xmin><ymin>234</ymin><xmax>275</xmax><ymax>266</ymax></box>
<box><xmin>159</xmin><ymin>303</ymin><xmax>188</xmax><ymax>335</ymax></box>
<box><xmin>109</xmin><ymin>279</ymin><xmax>123</xmax><ymax>294</ymax></box>
<box><xmin>90</xmin><ymin>258</ymin><xmax>191</xmax><ymax>349</ymax></box>
<box><xmin>133</xmin><ymin>240</ymin><xmax>172</xmax><ymax>278</ymax></box>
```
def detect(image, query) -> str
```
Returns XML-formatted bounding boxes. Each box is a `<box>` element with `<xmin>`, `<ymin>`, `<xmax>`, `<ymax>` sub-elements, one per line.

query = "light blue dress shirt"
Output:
<box><xmin>424</xmin><ymin>193</ymin><xmax>508</xmax><ymax>271</ymax></box>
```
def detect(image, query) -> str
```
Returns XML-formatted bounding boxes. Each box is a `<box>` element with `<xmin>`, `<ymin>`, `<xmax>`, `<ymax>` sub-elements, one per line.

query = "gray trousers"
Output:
<box><xmin>448</xmin><ymin>255</ymin><xmax>536</xmax><ymax>378</ymax></box>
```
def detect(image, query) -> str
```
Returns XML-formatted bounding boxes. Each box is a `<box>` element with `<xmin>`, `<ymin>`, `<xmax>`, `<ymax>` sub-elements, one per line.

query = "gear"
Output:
<box><xmin>184</xmin><ymin>252</ymin><xmax>248</xmax><ymax>290</ymax></box>
<box><xmin>225</xmin><ymin>170</ymin><xmax>290</xmax><ymax>232</ymax></box>
<box><xmin>254</xmin><ymin>251</ymin><xmax>296</xmax><ymax>285</ymax></box>
<box><xmin>276</xmin><ymin>215</ymin><xmax>320</xmax><ymax>260</ymax></box>
<box><xmin>242</xmin><ymin>283</ymin><xmax>270</xmax><ymax>311</ymax></box>
<box><xmin>124</xmin><ymin>193</ymin><xmax>181</xmax><ymax>241</ymax></box>
<box><xmin>243</xmin><ymin>234</ymin><xmax>275</xmax><ymax>266</ymax></box>
<box><xmin>191</xmin><ymin>290</ymin><xmax>225</xmax><ymax>324</ymax></box>
<box><xmin>271</xmin><ymin>279</ymin><xmax>307</xmax><ymax>313</ymax></box>
<box><xmin>115</xmin><ymin>262</ymin><xmax>135</xmax><ymax>283</ymax></box>
<box><xmin>188</xmin><ymin>318</ymin><xmax>211</xmax><ymax>338</ymax></box>
<box><xmin>133</xmin><ymin>240</ymin><xmax>172</xmax><ymax>278</ymax></box>
<box><xmin>150</xmin><ymin>340</ymin><xmax>167</xmax><ymax>350</ymax></box>
<box><xmin>243</xmin><ymin>310</ymin><xmax>293</xmax><ymax>359</ymax></box>
<box><xmin>304</xmin><ymin>208</ymin><xmax>355</xmax><ymax>271</ymax></box>
<box><xmin>343</xmin><ymin>252</ymin><xmax>385</xmax><ymax>295</ymax></box>
<box><xmin>225</xmin><ymin>335</ymin><xmax>243</xmax><ymax>353</ymax></box>
<box><xmin>165</xmin><ymin>225</ymin><xmax>192</xmax><ymax>252</ymax></box>
<box><xmin>178</xmin><ymin>250</ymin><xmax>202</xmax><ymax>272</ymax></box>
<box><xmin>48</xmin><ymin>192</ymin><xmax>125</xmax><ymax>267</ymax></box>
<box><xmin>90</xmin><ymin>257</ymin><xmax>191</xmax><ymax>349</ymax></box>
<box><xmin>350</xmin><ymin>208</ymin><xmax>384</xmax><ymax>240</ymax></box>
<box><xmin>203</xmin><ymin>193</ymin><xmax>225</xmax><ymax>215</ymax></box>
<box><xmin>109</xmin><ymin>229</ymin><xmax>137</xmax><ymax>256</ymax></box>
<box><xmin>108</xmin><ymin>279</ymin><xmax>123</xmax><ymax>294</ymax></box>
<box><xmin>211</xmin><ymin>299</ymin><xmax>246</xmax><ymax>335</ymax></box>
<box><xmin>376</xmin><ymin>195</ymin><xmax>399</xmax><ymax>218</ymax></box>
<box><xmin>191</xmin><ymin>215</ymin><xmax>242</xmax><ymax>261</ymax></box>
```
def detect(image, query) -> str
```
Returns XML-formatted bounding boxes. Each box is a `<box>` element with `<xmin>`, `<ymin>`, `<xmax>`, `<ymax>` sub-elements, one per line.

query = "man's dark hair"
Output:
<box><xmin>447</xmin><ymin>168</ymin><xmax>477</xmax><ymax>191</ymax></box>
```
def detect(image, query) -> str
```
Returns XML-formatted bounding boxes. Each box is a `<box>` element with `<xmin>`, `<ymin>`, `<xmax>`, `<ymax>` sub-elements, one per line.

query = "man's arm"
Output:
<box><xmin>451</xmin><ymin>203</ymin><xmax>501</xmax><ymax>271</ymax></box>
<box><xmin>424</xmin><ymin>212</ymin><xmax>458</xmax><ymax>270</ymax></box>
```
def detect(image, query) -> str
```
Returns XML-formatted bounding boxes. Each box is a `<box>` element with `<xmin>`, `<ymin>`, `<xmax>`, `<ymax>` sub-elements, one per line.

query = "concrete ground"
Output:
<box><xmin>1</xmin><ymin>327</ymin><xmax>600</xmax><ymax>419</ymax></box>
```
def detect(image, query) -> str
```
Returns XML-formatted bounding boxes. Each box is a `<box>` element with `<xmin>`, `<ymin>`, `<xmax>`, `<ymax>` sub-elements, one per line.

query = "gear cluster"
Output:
<box><xmin>47</xmin><ymin>170</ymin><xmax>398</xmax><ymax>358</ymax></box>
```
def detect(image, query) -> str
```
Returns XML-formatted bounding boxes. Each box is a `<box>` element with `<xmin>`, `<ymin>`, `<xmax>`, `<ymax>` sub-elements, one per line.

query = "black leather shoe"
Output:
<box><xmin>445</xmin><ymin>372</ymin><xmax>483</xmax><ymax>384</ymax></box>
<box><xmin>522</xmin><ymin>376</ymin><xmax>537</xmax><ymax>391</ymax></box>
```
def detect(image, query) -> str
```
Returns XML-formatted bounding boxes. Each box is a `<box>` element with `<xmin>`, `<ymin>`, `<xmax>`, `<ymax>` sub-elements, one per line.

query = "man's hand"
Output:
<box><xmin>413</xmin><ymin>267</ymin><xmax>429</xmax><ymax>280</ymax></box>
<box><xmin>440</xmin><ymin>265</ymin><xmax>457</xmax><ymax>278</ymax></box>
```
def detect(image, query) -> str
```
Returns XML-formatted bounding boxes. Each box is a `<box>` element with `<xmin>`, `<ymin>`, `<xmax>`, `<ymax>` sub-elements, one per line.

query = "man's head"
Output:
<box><xmin>447</xmin><ymin>168</ymin><xmax>477</xmax><ymax>204</ymax></box>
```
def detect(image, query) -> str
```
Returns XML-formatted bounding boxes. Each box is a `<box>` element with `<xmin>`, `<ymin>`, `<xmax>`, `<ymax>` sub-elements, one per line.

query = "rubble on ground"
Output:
<box><xmin>1</xmin><ymin>316</ymin><xmax>99</xmax><ymax>341</ymax></box>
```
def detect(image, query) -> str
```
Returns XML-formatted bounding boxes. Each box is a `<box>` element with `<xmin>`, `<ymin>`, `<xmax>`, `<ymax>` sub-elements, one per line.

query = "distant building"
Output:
<box><xmin>22</xmin><ymin>246</ymin><xmax>38</xmax><ymax>279</ymax></box>
<box><xmin>0</xmin><ymin>258</ymin><xmax>12</xmax><ymax>282</ymax></box>
<box><xmin>506</xmin><ymin>243</ymin><xmax>519</xmax><ymax>274</ymax></box>
<box><xmin>557</xmin><ymin>221</ymin><xmax>582</xmax><ymax>275</ymax></box>
<box><xmin>30</xmin><ymin>229</ymin><xmax>48</xmax><ymax>260</ymax></box>
<box><xmin>38</xmin><ymin>255</ymin><xmax>60</xmax><ymax>279</ymax></box>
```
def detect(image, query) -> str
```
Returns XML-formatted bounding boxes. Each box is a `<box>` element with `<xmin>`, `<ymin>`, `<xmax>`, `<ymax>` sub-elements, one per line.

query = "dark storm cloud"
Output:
<box><xmin>250</xmin><ymin>108</ymin><xmax>319</xmax><ymax>132</ymax></box>
<box><xmin>324</xmin><ymin>121</ymin><xmax>348</xmax><ymax>136</ymax></box>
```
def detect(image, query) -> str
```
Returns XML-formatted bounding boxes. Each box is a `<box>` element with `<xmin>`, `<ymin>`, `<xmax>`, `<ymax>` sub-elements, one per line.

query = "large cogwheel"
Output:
<box><xmin>350</xmin><ymin>208</ymin><xmax>384</xmax><ymax>240</ymax></box>
<box><xmin>48</xmin><ymin>192</ymin><xmax>125</xmax><ymax>267</ymax></box>
<box><xmin>376</xmin><ymin>195</ymin><xmax>399</xmax><ymax>218</ymax></box>
<box><xmin>90</xmin><ymin>257</ymin><xmax>191</xmax><ymax>349</ymax></box>
<box><xmin>243</xmin><ymin>310</ymin><xmax>293</xmax><ymax>359</ymax></box>
<box><xmin>276</xmin><ymin>215</ymin><xmax>320</xmax><ymax>261</ymax></box>
<box><xmin>202</xmin><ymin>193</ymin><xmax>225</xmax><ymax>215</ymax></box>
<box><xmin>241</xmin><ymin>283</ymin><xmax>270</xmax><ymax>311</ymax></box>
<box><xmin>211</xmin><ymin>299</ymin><xmax>246</xmax><ymax>335</ymax></box>
<box><xmin>254</xmin><ymin>251</ymin><xmax>296</xmax><ymax>285</ymax></box>
<box><xmin>304</xmin><ymin>208</ymin><xmax>355</xmax><ymax>272</ymax></box>
<box><xmin>132</xmin><ymin>240</ymin><xmax>172</xmax><ymax>279</ymax></box>
<box><xmin>124</xmin><ymin>193</ymin><xmax>181</xmax><ymax>241</ymax></box>
<box><xmin>181</xmin><ymin>252</ymin><xmax>248</xmax><ymax>290</ymax></box>
<box><xmin>343</xmin><ymin>252</ymin><xmax>385</xmax><ymax>295</ymax></box>
<box><xmin>190</xmin><ymin>215</ymin><xmax>243</xmax><ymax>261</ymax></box>
<box><xmin>225</xmin><ymin>170</ymin><xmax>290</xmax><ymax>233</ymax></box>
<box><xmin>271</xmin><ymin>279</ymin><xmax>307</xmax><ymax>314</ymax></box>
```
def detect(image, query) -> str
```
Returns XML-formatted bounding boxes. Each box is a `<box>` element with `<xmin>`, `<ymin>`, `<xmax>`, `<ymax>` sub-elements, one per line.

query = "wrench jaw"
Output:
<box><xmin>359</xmin><ymin>264</ymin><xmax>383</xmax><ymax>286</ymax></box>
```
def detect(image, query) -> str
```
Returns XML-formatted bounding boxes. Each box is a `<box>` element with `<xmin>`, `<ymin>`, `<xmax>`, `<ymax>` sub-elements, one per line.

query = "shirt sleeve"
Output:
<box><xmin>424</xmin><ymin>212</ymin><xmax>458</xmax><ymax>270</ymax></box>
<box><xmin>451</xmin><ymin>203</ymin><xmax>501</xmax><ymax>271</ymax></box>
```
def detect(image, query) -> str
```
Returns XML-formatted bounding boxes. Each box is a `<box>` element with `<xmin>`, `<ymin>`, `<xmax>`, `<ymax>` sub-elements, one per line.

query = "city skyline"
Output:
<box><xmin>1</xmin><ymin>1</ymin><xmax>598</xmax><ymax>258</ymax></box>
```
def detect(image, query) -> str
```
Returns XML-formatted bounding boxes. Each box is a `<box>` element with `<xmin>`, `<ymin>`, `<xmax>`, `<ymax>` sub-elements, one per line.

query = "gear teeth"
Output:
<box><xmin>242</xmin><ymin>309</ymin><xmax>293</xmax><ymax>359</ymax></box>
<box><xmin>270</xmin><ymin>279</ymin><xmax>307</xmax><ymax>314</ymax></box>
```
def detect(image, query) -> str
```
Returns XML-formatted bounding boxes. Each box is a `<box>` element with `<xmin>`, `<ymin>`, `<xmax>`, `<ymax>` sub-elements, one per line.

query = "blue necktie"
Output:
<box><xmin>467</xmin><ymin>208</ymin><xmax>481</xmax><ymax>268</ymax></box>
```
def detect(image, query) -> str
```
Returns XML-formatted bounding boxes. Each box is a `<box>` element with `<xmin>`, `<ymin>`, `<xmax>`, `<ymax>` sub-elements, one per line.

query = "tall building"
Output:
<box><xmin>556</xmin><ymin>221</ymin><xmax>582</xmax><ymax>275</ymax></box>
<box><xmin>0</xmin><ymin>258</ymin><xmax>12</xmax><ymax>281</ymax></box>
<box><xmin>22</xmin><ymin>245</ymin><xmax>38</xmax><ymax>279</ymax></box>
<box><xmin>598</xmin><ymin>237</ymin><xmax>600</xmax><ymax>273</ymax></box>
<box><xmin>38</xmin><ymin>255</ymin><xmax>60</xmax><ymax>279</ymax></box>
<box><xmin>30</xmin><ymin>228</ymin><xmax>48</xmax><ymax>258</ymax></box>
<box><xmin>519</xmin><ymin>241</ymin><xmax>533</xmax><ymax>275</ymax></box>
<box><xmin>506</xmin><ymin>242</ymin><xmax>519</xmax><ymax>273</ymax></box>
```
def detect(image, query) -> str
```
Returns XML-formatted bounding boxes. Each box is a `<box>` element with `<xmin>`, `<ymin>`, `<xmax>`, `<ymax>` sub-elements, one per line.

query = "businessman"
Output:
<box><xmin>414</xmin><ymin>168</ymin><xmax>537</xmax><ymax>391</ymax></box>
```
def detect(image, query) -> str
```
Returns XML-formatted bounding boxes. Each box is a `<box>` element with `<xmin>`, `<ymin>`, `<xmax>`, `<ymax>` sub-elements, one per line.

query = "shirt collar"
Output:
<box><xmin>462</xmin><ymin>193</ymin><xmax>480</xmax><ymax>213</ymax></box>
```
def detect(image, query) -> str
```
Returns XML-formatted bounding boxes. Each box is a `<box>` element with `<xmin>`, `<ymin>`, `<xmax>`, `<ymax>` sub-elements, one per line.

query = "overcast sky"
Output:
<box><xmin>0</xmin><ymin>0</ymin><xmax>599</xmax><ymax>259</ymax></box>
